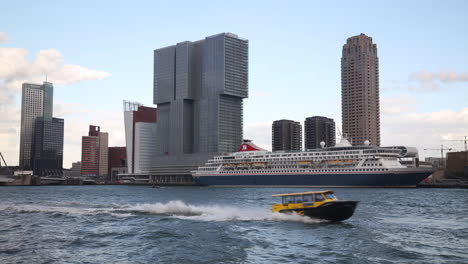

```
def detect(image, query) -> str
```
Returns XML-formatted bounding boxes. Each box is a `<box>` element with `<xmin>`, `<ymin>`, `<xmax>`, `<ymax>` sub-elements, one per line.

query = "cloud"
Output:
<box><xmin>381</xmin><ymin>95</ymin><xmax>418</xmax><ymax>115</ymax></box>
<box><xmin>382</xmin><ymin>107</ymin><xmax>468</xmax><ymax>157</ymax></box>
<box><xmin>0</xmin><ymin>47</ymin><xmax>110</xmax><ymax>104</ymax></box>
<box><xmin>244</xmin><ymin>121</ymin><xmax>272</xmax><ymax>151</ymax></box>
<box><xmin>54</xmin><ymin>102</ymin><xmax>90</xmax><ymax>117</ymax></box>
<box><xmin>0</xmin><ymin>105</ymin><xmax>21</xmax><ymax>166</ymax></box>
<box><xmin>409</xmin><ymin>70</ymin><xmax>468</xmax><ymax>91</ymax></box>
<box><xmin>0</xmin><ymin>32</ymin><xmax>7</xmax><ymax>43</ymax></box>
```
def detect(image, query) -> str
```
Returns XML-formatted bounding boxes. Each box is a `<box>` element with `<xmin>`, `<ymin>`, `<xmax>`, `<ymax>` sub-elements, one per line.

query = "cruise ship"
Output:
<box><xmin>192</xmin><ymin>139</ymin><xmax>434</xmax><ymax>187</ymax></box>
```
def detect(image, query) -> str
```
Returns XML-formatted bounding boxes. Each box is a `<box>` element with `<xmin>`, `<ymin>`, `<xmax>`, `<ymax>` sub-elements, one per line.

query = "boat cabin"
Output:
<box><xmin>271</xmin><ymin>190</ymin><xmax>337</xmax><ymax>212</ymax></box>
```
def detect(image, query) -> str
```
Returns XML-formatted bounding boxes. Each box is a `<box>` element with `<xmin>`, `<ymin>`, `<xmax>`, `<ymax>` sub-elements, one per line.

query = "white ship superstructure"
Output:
<box><xmin>192</xmin><ymin>139</ymin><xmax>433</xmax><ymax>187</ymax></box>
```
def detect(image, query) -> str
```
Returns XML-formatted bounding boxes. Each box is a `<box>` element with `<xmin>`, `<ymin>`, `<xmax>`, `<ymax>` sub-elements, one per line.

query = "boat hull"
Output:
<box><xmin>193</xmin><ymin>171</ymin><xmax>432</xmax><ymax>187</ymax></box>
<box><xmin>281</xmin><ymin>201</ymin><xmax>359</xmax><ymax>221</ymax></box>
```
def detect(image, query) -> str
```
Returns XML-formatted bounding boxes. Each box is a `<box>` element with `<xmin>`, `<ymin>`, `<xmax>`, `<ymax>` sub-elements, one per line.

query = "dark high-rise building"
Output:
<box><xmin>32</xmin><ymin>117</ymin><xmax>64</xmax><ymax>176</ymax></box>
<box><xmin>151</xmin><ymin>32</ymin><xmax>248</xmax><ymax>177</ymax></box>
<box><xmin>304</xmin><ymin>116</ymin><xmax>335</xmax><ymax>149</ymax></box>
<box><xmin>272</xmin><ymin>120</ymin><xmax>302</xmax><ymax>151</ymax></box>
<box><xmin>19</xmin><ymin>82</ymin><xmax>54</xmax><ymax>170</ymax></box>
<box><xmin>341</xmin><ymin>33</ymin><xmax>380</xmax><ymax>146</ymax></box>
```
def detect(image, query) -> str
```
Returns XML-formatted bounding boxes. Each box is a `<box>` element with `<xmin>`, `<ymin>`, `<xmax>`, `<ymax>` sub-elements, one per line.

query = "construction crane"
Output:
<box><xmin>0</xmin><ymin>152</ymin><xmax>12</xmax><ymax>175</ymax></box>
<box><xmin>442</xmin><ymin>136</ymin><xmax>467</xmax><ymax>152</ymax></box>
<box><xmin>424</xmin><ymin>145</ymin><xmax>452</xmax><ymax>168</ymax></box>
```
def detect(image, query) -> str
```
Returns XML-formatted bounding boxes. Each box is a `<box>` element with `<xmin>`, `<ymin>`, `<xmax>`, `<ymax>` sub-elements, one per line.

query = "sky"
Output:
<box><xmin>1</xmin><ymin>0</ymin><xmax>467</xmax><ymax>168</ymax></box>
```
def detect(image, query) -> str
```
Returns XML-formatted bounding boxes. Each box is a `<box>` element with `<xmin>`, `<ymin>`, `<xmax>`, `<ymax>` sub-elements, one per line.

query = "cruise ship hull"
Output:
<box><xmin>193</xmin><ymin>170</ymin><xmax>432</xmax><ymax>187</ymax></box>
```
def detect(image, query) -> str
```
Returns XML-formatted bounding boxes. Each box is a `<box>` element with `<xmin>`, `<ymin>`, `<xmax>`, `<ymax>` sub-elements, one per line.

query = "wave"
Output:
<box><xmin>0</xmin><ymin>204</ymin><xmax>111</xmax><ymax>216</ymax></box>
<box><xmin>0</xmin><ymin>200</ymin><xmax>323</xmax><ymax>224</ymax></box>
<box><xmin>123</xmin><ymin>201</ymin><xmax>323</xmax><ymax>223</ymax></box>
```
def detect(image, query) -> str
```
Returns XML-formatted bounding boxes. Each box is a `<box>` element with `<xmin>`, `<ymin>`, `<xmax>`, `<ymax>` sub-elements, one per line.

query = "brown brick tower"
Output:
<box><xmin>341</xmin><ymin>33</ymin><xmax>380</xmax><ymax>146</ymax></box>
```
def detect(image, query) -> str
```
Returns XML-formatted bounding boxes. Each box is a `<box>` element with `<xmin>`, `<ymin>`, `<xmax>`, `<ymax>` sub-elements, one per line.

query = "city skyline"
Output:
<box><xmin>1</xmin><ymin>1</ymin><xmax>467</xmax><ymax>167</ymax></box>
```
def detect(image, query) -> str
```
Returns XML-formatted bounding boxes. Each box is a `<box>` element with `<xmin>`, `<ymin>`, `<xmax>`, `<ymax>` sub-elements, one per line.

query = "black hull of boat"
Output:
<box><xmin>194</xmin><ymin>171</ymin><xmax>433</xmax><ymax>187</ymax></box>
<box><xmin>281</xmin><ymin>201</ymin><xmax>359</xmax><ymax>222</ymax></box>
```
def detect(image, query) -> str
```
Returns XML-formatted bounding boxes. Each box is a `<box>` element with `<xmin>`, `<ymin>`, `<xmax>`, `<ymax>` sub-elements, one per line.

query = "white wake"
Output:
<box><xmin>1</xmin><ymin>200</ymin><xmax>323</xmax><ymax>224</ymax></box>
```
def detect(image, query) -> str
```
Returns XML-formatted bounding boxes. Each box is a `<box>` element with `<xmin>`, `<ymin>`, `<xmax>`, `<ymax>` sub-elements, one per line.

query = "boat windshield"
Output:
<box><xmin>315</xmin><ymin>194</ymin><xmax>325</xmax><ymax>202</ymax></box>
<box><xmin>279</xmin><ymin>193</ymin><xmax>335</xmax><ymax>204</ymax></box>
<box><xmin>282</xmin><ymin>195</ymin><xmax>303</xmax><ymax>204</ymax></box>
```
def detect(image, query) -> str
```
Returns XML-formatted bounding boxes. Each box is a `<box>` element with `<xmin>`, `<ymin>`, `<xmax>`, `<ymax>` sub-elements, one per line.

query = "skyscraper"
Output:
<box><xmin>154</xmin><ymin>32</ymin><xmax>248</xmax><ymax>155</ymax></box>
<box><xmin>304</xmin><ymin>116</ymin><xmax>335</xmax><ymax>149</ymax></box>
<box><xmin>19</xmin><ymin>82</ymin><xmax>53</xmax><ymax>170</ymax></box>
<box><xmin>272</xmin><ymin>119</ymin><xmax>302</xmax><ymax>151</ymax></box>
<box><xmin>341</xmin><ymin>33</ymin><xmax>380</xmax><ymax>146</ymax></box>
<box><xmin>151</xmin><ymin>32</ymin><xmax>248</xmax><ymax>176</ymax></box>
<box><xmin>81</xmin><ymin>125</ymin><xmax>108</xmax><ymax>177</ymax></box>
<box><xmin>32</xmin><ymin>117</ymin><xmax>64</xmax><ymax>176</ymax></box>
<box><xmin>19</xmin><ymin>81</ymin><xmax>63</xmax><ymax>175</ymax></box>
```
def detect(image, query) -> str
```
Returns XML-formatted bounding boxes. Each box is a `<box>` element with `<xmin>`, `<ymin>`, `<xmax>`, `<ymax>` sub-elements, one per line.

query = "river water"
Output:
<box><xmin>0</xmin><ymin>186</ymin><xmax>467</xmax><ymax>263</ymax></box>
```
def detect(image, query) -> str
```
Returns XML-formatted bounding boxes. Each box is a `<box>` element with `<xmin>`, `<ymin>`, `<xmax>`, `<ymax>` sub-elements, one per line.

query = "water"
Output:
<box><xmin>1</xmin><ymin>186</ymin><xmax>467</xmax><ymax>264</ymax></box>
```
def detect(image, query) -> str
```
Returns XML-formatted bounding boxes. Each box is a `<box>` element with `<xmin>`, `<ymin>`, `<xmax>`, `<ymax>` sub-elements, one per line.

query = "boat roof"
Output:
<box><xmin>272</xmin><ymin>190</ymin><xmax>335</xmax><ymax>197</ymax></box>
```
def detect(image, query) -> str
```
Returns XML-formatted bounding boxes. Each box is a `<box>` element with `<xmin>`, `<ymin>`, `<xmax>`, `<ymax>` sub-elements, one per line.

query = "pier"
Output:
<box><xmin>118</xmin><ymin>174</ymin><xmax>196</xmax><ymax>185</ymax></box>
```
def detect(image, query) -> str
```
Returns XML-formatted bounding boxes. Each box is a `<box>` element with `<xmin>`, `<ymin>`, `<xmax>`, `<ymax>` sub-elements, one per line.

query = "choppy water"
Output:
<box><xmin>0</xmin><ymin>186</ymin><xmax>467</xmax><ymax>264</ymax></box>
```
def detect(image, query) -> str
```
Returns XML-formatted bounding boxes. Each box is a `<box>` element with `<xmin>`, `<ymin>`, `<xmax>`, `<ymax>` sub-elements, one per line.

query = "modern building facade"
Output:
<box><xmin>150</xmin><ymin>32</ymin><xmax>249</xmax><ymax>177</ymax></box>
<box><xmin>154</xmin><ymin>32</ymin><xmax>248</xmax><ymax>155</ymax></box>
<box><xmin>19</xmin><ymin>82</ymin><xmax>64</xmax><ymax>175</ymax></box>
<box><xmin>19</xmin><ymin>82</ymin><xmax>54</xmax><ymax>170</ymax></box>
<box><xmin>341</xmin><ymin>33</ymin><xmax>380</xmax><ymax>146</ymax></box>
<box><xmin>81</xmin><ymin>125</ymin><xmax>108</xmax><ymax>177</ymax></box>
<box><xmin>123</xmin><ymin>101</ymin><xmax>157</xmax><ymax>174</ymax></box>
<box><xmin>272</xmin><ymin>119</ymin><xmax>302</xmax><ymax>151</ymax></box>
<box><xmin>304</xmin><ymin>116</ymin><xmax>336</xmax><ymax>149</ymax></box>
<box><xmin>32</xmin><ymin>117</ymin><xmax>64</xmax><ymax>176</ymax></box>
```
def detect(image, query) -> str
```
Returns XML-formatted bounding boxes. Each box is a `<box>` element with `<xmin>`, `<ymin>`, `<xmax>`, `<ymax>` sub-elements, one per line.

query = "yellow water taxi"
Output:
<box><xmin>272</xmin><ymin>190</ymin><xmax>358</xmax><ymax>221</ymax></box>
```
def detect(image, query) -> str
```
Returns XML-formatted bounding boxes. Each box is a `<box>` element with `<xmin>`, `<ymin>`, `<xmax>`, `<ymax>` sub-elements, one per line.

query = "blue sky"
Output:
<box><xmin>1</xmin><ymin>0</ymin><xmax>467</xmax><ymax>167</ymax></box>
